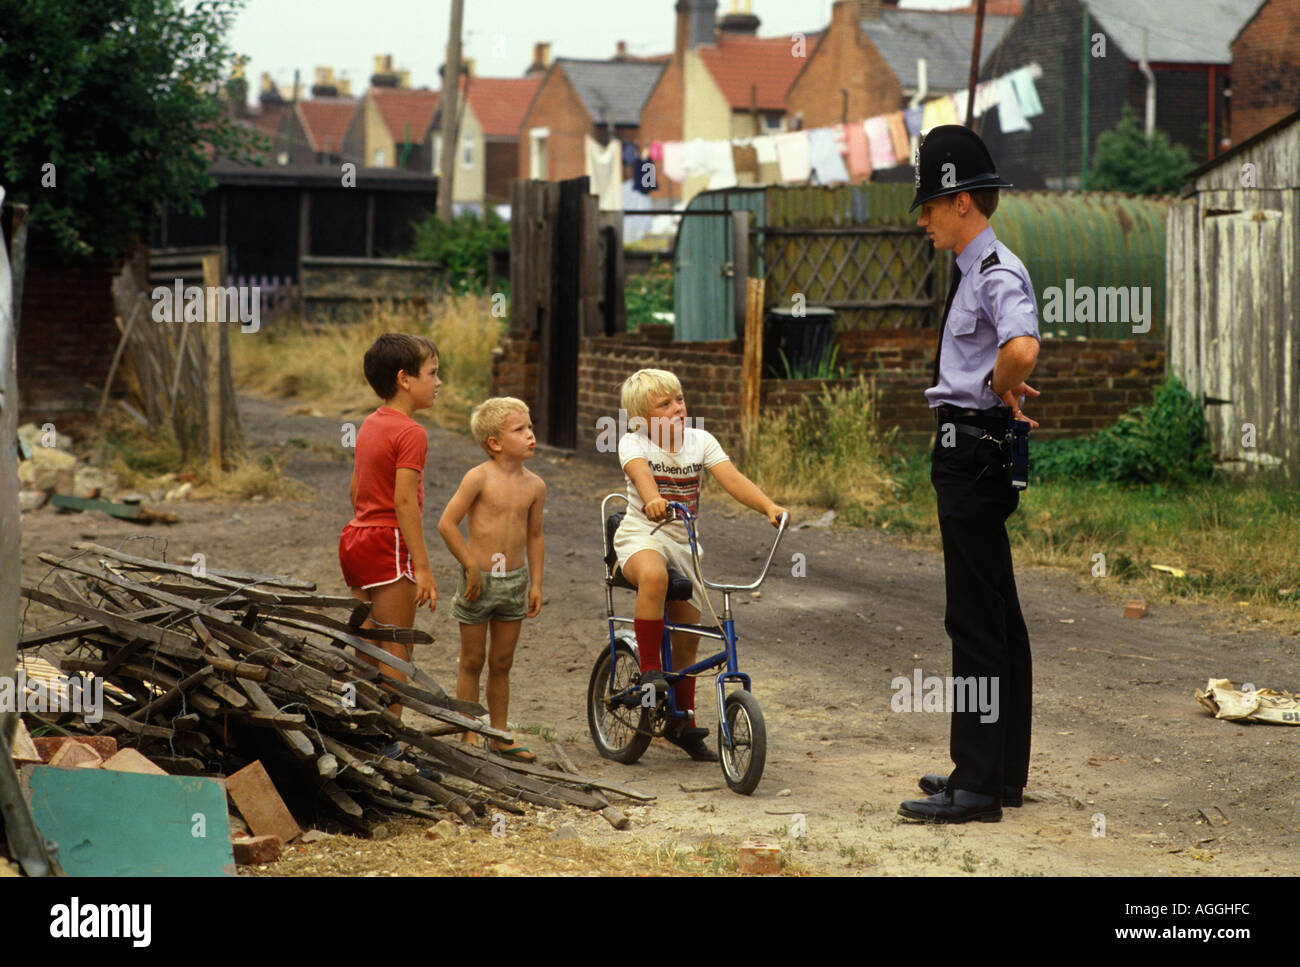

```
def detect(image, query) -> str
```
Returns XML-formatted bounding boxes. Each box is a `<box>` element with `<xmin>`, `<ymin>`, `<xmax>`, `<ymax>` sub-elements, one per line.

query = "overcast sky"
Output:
<box><xmin>227</xmin><ymin>0</ymin><xmax>969</xmax><ymax>102</ymax></box>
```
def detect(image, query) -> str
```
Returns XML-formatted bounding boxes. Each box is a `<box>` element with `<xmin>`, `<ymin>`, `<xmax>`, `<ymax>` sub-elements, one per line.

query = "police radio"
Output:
<box><xmin>1007</xmin><ymin>418</ymin><xmax>1029</xmax><ymax>490</ymax></box>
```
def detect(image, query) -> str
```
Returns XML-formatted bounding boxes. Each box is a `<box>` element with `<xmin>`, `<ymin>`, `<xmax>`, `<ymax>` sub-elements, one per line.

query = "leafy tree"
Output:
<box><xmin>1089</xmin><ymin>104</ymin><xmax>1193</xmax><ymax>196</ymax></box>
<box><xmin>0</xmin><ymin>0</ymin><xmax>262</xmax><ymax>258</ymax></box>
<box><xmin>409</xmin><ymin>208</ymin><xmax>510</xmax><ymax>295</ymax></box>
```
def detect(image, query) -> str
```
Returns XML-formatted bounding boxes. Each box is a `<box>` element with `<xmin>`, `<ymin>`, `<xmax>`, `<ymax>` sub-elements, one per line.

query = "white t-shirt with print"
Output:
<box><xmin>618</xmin><ymin>427</ymin><xmax>729</xmax><ymax>535</ymax></box>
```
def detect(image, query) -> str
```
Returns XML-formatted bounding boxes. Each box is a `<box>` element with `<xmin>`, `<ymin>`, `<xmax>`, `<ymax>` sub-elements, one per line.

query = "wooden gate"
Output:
<box><xmin>759</xmin><ymin>184</ymin><xmax>944</xmax><ymax>331</ymax></box>
<box><xmin>509</xmin><ymin>176</ymin><xmax>623</xmax><ymax>448</ymax></box>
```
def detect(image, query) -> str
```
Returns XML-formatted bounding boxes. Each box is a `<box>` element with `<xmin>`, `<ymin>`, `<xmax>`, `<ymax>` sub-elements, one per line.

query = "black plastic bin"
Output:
<box><xmin>763</xmin><ymin>306</ymin><xmax>836</xmax><ymax>378</ymax></box>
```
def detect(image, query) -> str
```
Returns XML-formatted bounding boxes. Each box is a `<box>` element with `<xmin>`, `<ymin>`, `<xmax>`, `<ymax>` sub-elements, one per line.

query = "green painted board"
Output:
<box><xmin>25</xmin><ymin>765</ymin><xmax>236</xmax><ymax>876</ymax></box>
<box><xmin>51</xmin><ymin>494</ymin><xmax>142</xmax><ymax>519</ymax></box>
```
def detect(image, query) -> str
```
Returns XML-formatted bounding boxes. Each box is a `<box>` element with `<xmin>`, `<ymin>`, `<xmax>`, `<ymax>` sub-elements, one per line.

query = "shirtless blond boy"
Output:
<box><xmin>437</xmin><ymin>398</ymin><xmax>545</xmax><ymax>762</ymax></box>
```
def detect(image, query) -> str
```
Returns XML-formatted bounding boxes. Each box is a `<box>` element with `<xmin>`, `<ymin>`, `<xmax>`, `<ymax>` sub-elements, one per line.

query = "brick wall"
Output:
<box><xmin>483</xmin><ymin>139</ymin><xmax>518</xmax><ymax>205</ymax></box>
<box><xmin>490</xmin><ymin>332</ymin><xmax>541</xmax><ymax>416</ymax></box>
<box><xmin>517</xmin><ymin>69</ymin><xmax>592</xmax><ymax>182</ymax></box>
<box><xmin>16</xmin><ymin>240</ymin><xmax>121</xmax><ymax>428</ymax></box>
<box><xmin>638</xmin><ymin>57</ymin><xmax>684</xmax><ymax>203</ymax></box>
<box><xmin>976</xmin><ymin>0</ymin><xmax>1224</xmax><ymax>185</ymax></box>
<box><xmin>575</xmin><ymin>334</ymin><xmax>745</xmax><ymax>456</ymax></box>
<box><xmin>786</xmin><ymin>0</ymin><xmax>904</xmax><ymax>135</ymax></box>
<box><xmin>1230</xmin><ymin>0</ymin><xmax>1300</xmax><ymax>144</ymax></box>
<box><xmin>565</xmin><ymin>329</ymin><xmax>1166</xmax><ymax>459</ymax></box>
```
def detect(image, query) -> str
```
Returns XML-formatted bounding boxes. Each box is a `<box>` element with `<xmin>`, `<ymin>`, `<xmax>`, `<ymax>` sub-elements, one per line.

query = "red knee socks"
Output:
<box><xmin>634</xmin><ymin>618</ymin><xmax>664</xmax><ymax>672</ymax></box>
<box><xmin>674</xmin><ymin>676</ymin><xmax>695</xmax><ymax>722</ymax></box>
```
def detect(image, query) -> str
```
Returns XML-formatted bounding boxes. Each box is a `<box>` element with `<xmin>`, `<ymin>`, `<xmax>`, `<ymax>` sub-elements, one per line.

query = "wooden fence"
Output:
<box><xmin>105</xmin><ymin>246</ymin><xmax>242</xmax><ymax>470</ymax></box>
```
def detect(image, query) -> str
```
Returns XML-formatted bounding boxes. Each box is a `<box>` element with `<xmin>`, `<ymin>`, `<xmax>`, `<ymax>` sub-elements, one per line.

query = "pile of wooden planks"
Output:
<box><xmin>19</xmin><ymin>543</ymin><xmax>646</xmax><ymax>833</ymax></box>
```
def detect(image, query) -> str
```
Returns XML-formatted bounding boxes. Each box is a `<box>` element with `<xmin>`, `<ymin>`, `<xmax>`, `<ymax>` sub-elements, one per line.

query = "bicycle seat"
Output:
<box><xmin>604</xmin><ymin>511</ymin><xmax>694</xmax><ymax>601</ymax></box>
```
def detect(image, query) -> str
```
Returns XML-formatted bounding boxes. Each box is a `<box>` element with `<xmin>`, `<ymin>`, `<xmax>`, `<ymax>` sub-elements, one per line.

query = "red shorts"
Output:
<box><xmin>339</xmin><ymin>524</ymin><xmax>414</xmax><ymax>589</ymax></box>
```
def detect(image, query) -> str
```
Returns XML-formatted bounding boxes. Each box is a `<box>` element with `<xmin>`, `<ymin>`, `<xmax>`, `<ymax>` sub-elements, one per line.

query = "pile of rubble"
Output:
<box><xmin>16</xmin><ymin>544</ymin><xmax>643</xmax><ymax>857</ymax></box>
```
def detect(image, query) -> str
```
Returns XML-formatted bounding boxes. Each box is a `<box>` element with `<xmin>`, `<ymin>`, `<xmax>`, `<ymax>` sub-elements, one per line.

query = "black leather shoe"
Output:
<box><xmin>665</xmin><ymin>725</ymin><xmax>718</xmax><ymax>762</ymax></box>
<box><xmin>918</xmin><ymin>773</ymin><xmax>1023</xmax><ymax>807</ymax></box>
<box><xmin>636</xmin><ymin>669</ymin><xmax>670</xmax><ymax>702</ymax></box>
<box><xmin>898</xmin><ymin>789</ymin><xmax>1002</xmax><ymax>824</ymax></box>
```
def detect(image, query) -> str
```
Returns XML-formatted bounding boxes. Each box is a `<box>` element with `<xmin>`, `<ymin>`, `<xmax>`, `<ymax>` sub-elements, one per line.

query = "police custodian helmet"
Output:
<box><xmin>909</xmin><ymin>124</ymin><xmax>1014</xmax><ymax>212</ymax></box>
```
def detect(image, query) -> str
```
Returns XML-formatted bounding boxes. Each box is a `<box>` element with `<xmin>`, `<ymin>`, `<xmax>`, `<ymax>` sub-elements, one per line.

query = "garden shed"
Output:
<box><xmin>1166</xmin><ymin>108</ymin><xmax>1300</xmax><ymax>478</ymax></box>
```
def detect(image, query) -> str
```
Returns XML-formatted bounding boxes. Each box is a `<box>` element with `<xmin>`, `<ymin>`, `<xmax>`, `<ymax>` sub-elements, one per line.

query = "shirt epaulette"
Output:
<box><xmin>980</xmin><ymin>249</ymin><xmax>1000</xmax><ymax>273</ymax></box>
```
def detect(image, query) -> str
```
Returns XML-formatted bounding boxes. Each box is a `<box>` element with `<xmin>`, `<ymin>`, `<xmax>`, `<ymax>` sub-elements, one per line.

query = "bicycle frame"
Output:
<box><xmin>600</xmin><ymin>493</ymin><xmax>788</xmax><ymax>743</ymax></box>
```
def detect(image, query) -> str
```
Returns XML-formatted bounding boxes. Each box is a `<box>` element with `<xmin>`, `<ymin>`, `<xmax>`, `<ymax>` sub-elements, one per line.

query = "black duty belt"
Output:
<box><xmin>933</xmin><ymin>404</ymin><xmax>1011</xmax><ymax>425</ymax></box>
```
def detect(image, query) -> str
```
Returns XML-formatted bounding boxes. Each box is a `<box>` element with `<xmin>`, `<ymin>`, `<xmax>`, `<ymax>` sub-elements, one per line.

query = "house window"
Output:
<box><xmin>529</xmin><ymin>126</ymin><xmax>549</xmax><ymax>179</ymax></box>
<box><xmin>462</xmin><ymin>137</ymin><xmax>473</xmax><ymax>169</ymax></box>
<box><xmin>373</xmin><ymin>147</ymin><xmax>387</xmax><ymax>167</ymax></box>
<box><xmin>763</xmin><ymin>113</ymin><xmax>783</xmax><ymax>133</ymax></box>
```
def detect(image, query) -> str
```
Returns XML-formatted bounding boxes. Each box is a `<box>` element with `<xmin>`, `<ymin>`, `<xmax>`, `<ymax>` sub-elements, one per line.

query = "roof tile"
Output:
<box><xmin>296</xmin><ymin>98</ymin><xmax>359</xmax><ymax>154</ymax></box>
<box><xmin>696</xmin><ymin>33</ymin><xmax>816</xmax><ymax>112</ymax></box>
<box><xmin>371</xmin><ymin>87</ymin><xmax>441</xmax><ymax>144</ymax></box>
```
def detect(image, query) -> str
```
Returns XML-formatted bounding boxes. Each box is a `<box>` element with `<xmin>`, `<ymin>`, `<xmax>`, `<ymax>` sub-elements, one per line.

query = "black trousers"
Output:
<box><xmin>930</xmin><ymin>424</ymin><xmax>1032</xmax><ymax>797</ymax></box>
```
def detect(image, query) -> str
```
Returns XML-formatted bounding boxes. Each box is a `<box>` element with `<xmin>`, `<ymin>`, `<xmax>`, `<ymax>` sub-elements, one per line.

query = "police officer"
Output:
<box><xmin>897</xmin><ymin>125</ymin><xmax>1040</xmax><ymax>824</ymax></box>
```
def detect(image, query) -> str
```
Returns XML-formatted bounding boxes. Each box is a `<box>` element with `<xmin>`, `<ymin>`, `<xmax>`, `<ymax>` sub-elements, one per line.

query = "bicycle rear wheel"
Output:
<box><xmin>587</xmin><ymin>632</ymin><xmax>652</xmax><ymax>763</ymax></box>
<box><xmin>719</xmin><ymin>689</ymin><xmax>766</xmax><ymax>795</ymax></box>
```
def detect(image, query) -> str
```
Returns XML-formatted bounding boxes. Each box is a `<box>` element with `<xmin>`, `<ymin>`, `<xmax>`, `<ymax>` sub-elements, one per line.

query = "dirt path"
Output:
<box><xmin>19</xmin><ymin>395</ymin><xmax>1300</xmax><ymax>876</ymax></box>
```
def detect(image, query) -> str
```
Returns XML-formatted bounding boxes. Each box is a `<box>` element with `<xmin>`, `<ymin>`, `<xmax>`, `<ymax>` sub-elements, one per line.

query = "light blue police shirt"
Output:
<box><xmin>924</xmin><ymin>225</ymin><xmax>1040</xmax><ymax>410</ymax></box>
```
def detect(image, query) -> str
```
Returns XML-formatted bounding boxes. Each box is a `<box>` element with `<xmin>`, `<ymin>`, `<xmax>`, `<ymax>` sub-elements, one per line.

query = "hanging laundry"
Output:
<box><xmin>973</xmin><ymin>80</ymin><xmax>1001</xmax><ymax>118</ymax></box>
<box><xmin>752</xmin><ymin>134</ymin><xmax>778</xmax><ymax>165</ymax></box>
<box><xmin>662</xmin><ymin>141</ymin><xmax>686</xmax><ymax>182</ymax></box>
<box><xmin>584</xmin><ymin>135</ymin><xmax>623</xmax><ymax>211</ymax></box>
<box><xmin>952</xmin><ymin>89</ymin><xmax>969</xmax><ymax>121</ymax></box>
<box><xmin>622</xmin><ymin>142</ymin><xmax>639</xmax><ymax>166</ymax></box>
<box><xmin>863</xmin><ymin>116</ymin><xmax>895</xmax><ymax>169</ymax></box>
<box><xmin>774</xmin><ymin>131</ymin><xmax>811</xmax><ymax>182</ymax></box>
<box><xmin>845</xmin><ymin>121</ymin><xmax>872</xmax><ymax>177</ymax></box>
<box><xmin>706</xmin><ymin>139</ymin><xmax>737</xmax><ymax>189</ymax></box>
<box><xmin>622</xmin><ymin>179</ymin><xmax>653</xmax><ymax>243</ymax></box>
<box><xmin>996</xmin><ymin>77</ymin><xmax>1030</xmax><ymax>133</ymax></box>
<box><xmin>903</xmin><ymin>106</ymin><xmax>924</xmax><ymax>138</ymax></box>
<box><xmin>1008</xmin><ymin>66</ymin><xmax>1044</xmax><ymax>117</ymax></box>
<box><xmin>649</xmin><ymin>141</ymin><xmax>664</xmax><ymax>163</ymax></box>
<box><xmin>683</xmin><ymin>138</ymin><xmax>711</xmax><ymax>177</ymax></box>
<box><xmin>832</xmin><ymin>123</ymin><xmax>849</xmax><ymax>155</ymax></box>
<box><xmin>886</xmin><ymin>112</ymin><xmax>910</xmax><ymax>164</ymax></box>
<box><xmin>808</xmin><ymin>127</ymin><xmax>850</xmax><ymax>184</ymax></box>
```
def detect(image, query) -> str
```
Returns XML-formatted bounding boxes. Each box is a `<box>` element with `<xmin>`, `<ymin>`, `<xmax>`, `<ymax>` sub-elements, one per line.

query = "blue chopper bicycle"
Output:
<box><xmin>587</xmin><ymin>493</ymin><xmax>789</xmax><ymax>795</ymax></box>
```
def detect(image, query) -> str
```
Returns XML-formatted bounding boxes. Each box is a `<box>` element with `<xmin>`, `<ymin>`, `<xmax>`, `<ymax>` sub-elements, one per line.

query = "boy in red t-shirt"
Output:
<box><xmin>339</xmin><ymin>332</ymin><xmax>441</xmax><ymax>719</ymax></box>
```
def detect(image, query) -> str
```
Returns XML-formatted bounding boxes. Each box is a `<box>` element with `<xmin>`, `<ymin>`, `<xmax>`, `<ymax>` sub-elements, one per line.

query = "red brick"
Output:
<box><xmin>226</xmin><ymin>760</ymin><xmax>302</xmax><ymax>845</ymax></box>
<box><xmin>232</xmin><ymin>834</ymin><xmax>282</xmax><ymax>865</ymax></box>
<box><xmin>33</xmin><ymin>735</ymin><xmax>118</xmax><ymax>762</ymax></box>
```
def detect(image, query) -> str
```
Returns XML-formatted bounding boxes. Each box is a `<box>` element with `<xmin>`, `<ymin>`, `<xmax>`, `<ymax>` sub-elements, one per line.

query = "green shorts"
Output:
<box><xmin>451</xmin><ymin>564</ymin><xmax>529</xmax><ymax>625</ymax></box>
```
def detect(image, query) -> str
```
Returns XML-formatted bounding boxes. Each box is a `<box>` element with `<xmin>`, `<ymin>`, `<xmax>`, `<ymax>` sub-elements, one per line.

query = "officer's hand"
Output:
<box><xmin>1000</xmin><ymin>382</ymin><xmax>1040</xmax><ymax>429</ymax></box>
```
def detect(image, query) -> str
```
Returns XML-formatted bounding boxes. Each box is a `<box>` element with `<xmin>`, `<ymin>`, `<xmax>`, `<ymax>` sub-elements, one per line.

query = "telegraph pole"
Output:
<box><xmin>436</xmin><ymin>0</ymin><xmax>465</xmax><ymax>221</ymax></box>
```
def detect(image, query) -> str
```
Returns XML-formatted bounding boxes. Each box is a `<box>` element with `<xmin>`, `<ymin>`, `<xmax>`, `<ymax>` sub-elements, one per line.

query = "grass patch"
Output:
<box><xmin>871</xmin><ymin>450</ymin><xmax>1300</xmax><ymax>623</ymax></box>
<box><xmin>229</xmin><ymin>295</ymin><xmax>504</xmax><ymax>432</ymax></box>
<box><xmin>742</xmin><ymin>377</ymin><xmax>899</xmax><ymax>519</ymax></box>
<box><xmin>89</xmin><ymin>411</ymin><xmax>307</xmax><ymax>501</ymax></box>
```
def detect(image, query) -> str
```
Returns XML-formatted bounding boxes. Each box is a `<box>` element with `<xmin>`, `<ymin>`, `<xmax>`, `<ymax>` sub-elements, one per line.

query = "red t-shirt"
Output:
<box><xmin>349</xmin><ymin>406</ymin><xmax>427</xmax><ymax>527</ymax></box>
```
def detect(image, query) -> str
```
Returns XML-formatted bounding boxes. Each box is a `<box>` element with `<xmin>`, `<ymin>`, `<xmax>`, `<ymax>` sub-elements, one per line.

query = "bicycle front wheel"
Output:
<box><xmin>719</xmin><ymin>689</ymin><xmax>766</xmax><ymax>795</ymax></box>
<box><xmin>587</xmin><ymin>633</ymin><xmax>652</xmax><ymax>764</ymax></box>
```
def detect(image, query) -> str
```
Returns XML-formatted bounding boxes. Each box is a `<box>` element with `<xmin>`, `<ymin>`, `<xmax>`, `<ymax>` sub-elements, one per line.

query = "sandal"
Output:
<box><xmin>490</xmin><ymin>743</ymin><xmax>536</xmax><ymax>763</ymax></box>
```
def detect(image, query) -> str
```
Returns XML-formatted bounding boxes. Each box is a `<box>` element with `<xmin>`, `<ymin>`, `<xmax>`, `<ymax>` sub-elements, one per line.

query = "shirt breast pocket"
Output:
<box><xmin>947</xmin><ymin>308</ymin><xmax>979</xmax><ymax>336</ymax></box>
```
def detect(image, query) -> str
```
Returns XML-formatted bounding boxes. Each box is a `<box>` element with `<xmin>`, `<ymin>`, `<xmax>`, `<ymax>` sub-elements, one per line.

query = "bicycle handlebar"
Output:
<box><xmin>662</xmin><ymin>500</ymin><xmax>789</xmax><ymax>594</ymax></box>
